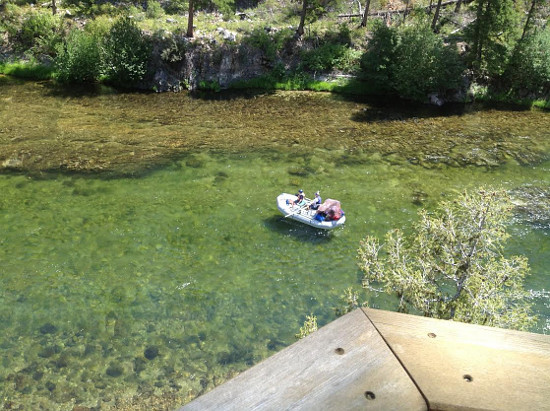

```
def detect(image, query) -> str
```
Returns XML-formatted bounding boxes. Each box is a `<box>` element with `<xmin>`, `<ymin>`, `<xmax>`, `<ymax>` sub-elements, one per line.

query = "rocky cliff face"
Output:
<box><xmin>149</xmin><ymin>33</ymin><xmax>272</xmax><ymax>92</ymax></box>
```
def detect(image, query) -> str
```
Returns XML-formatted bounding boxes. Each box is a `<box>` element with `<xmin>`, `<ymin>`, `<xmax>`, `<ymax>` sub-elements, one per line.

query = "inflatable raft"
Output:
<box><xmin>276</xmin><ymin>193</ymin><xmax>346</xmax><ymax>230</ymax></box>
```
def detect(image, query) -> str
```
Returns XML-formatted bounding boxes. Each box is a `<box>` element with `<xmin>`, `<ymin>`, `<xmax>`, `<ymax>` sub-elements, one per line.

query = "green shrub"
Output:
<box><xmin>198</xmin><ymin>80</ymin><xmax>221</xmax><ymax>91</ymax></box>
<box><xmin>102</xmin><ymin>16</ymin><xmax>151</xmax><ymax>87</ymax></box>
<box><xmin>128</xmin><ymin>5</ymin><xmax>145</xmax><ymax>21</ymax></box>
<box><xmin>4</xmin><ymin>7</ymin><xmax>64</xmax><ymax>55</ymax></box>
<box><xmin>1</xmin><ymin>4</ymin><xmax>23</xmax><ymax>38</ymax></box>
<box><xmin>145</xmin><ymin>0</ymin><xmax>164</xmax><ymax>19</ymax></box>
<box><xmin>54</xmin><ymin>29</ymin><xmax>101</xmax><ymax>83</ymax></box>
<box><xmin>19</xmin><ymin>11</ymin><xmax>60</xmax><ymax>45</ymax></box>
<box><xmin>334</xmin><ymin>48</ymin><xmax>362</xmax><ymax>73</ymax></box>
<box><xmin>164</xmin><ymin>0</ymin><xmax>187</xmax><ymax>14</ymax></box>
<box><xmin>505</xmin><ymin>28</ymin><xmax>550</xmax><ymax>96</ymax></box>
<box><xmin>242</xmin><ymin>28</ymin><xmax>292</xmax><ymax>62</ymax></box>
<box><xmin>212</xmin><ymin>0</ymin><xmax>236</xmax><ymax>19</ymax></box>
<box><xmin>84</xmin><ymin>15</ymin><xmax>114</xmax><ymax>38</ymax></box>
<box><xmin>300</xmin><ymin>43</ymin><xmax>347</xmax><ymax>72</ymax></box>
<box><xmin>360</xmin><ymin>21</ymin><xmax>464</xmax><ymax>101</ymax></box>
<box><xmin>392</xmin><ymin>23</ymin><xmax>464</xmax><ymax>101</ymax></box>
<box><xmin>360</xmin><ymin>21</ymin><xmax>399</xmax><ymax>94</ymax></box>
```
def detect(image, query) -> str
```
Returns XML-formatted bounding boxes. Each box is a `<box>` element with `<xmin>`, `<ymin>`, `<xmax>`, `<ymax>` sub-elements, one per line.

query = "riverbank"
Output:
<box><xmin>2</xmin><ymin>1</ymin><xmax>549</xmax><ymax>107</ymax></box>
<box><xmin>2</xmin><ymin>68</ymin><xmax>549</xmax><ymax>111</ymax></box>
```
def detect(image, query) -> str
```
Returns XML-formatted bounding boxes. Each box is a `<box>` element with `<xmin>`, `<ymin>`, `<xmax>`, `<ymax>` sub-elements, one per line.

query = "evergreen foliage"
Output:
<box><xmin>1</xmin><ymin>0</ymin><xmax>548</xmax><ymax>101</ymax></box>
<box><xmin>360</xmin><ymin>21</ymin><xmax>398</xmax><ymax>94</ymax></box>
<box><xmin>505</xmin><ymin>28</ymin><xmax>550</xmax><ymax>96</ymax></box>
<box><xmin>466</xmin><ymin>0</ymin><xmax>521</xmax><ymax>78</ymax></box>
<box><xmin>357</xmin><ymin>188</ymin><xmax>536</xmax><ymax>331</ymax></box>
<box><xmin>361</xmin><ymin>21</ymin><xmax>464</xmax><ymax>101</ymax></box>
<box><xmin>392</xmin><ymin>23</ymin><xmax>464</xmax><ymax>101</ymax></box>
<box><xmin>145</xmin><ymin>0</ymin><xmax>164</xmax><ymax>19</ymax></box>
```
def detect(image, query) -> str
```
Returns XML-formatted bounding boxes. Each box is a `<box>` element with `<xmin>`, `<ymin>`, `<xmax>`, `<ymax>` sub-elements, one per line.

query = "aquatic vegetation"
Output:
<box><xmin>0</xmin><ymin>81</ymin><xmax>548</xmax><ymax>409</ymax></box>
<box><xmin>511</xmin><ymin>185</ymin><xmax>550</xmax><ymax>228</ymax></box>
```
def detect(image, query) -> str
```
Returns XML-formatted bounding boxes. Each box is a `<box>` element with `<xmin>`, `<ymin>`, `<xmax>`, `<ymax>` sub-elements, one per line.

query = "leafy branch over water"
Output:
<box><xmin>357</xmin><ymin>188</ymin><xmax>537</xmax><ymax>331</ymax></box>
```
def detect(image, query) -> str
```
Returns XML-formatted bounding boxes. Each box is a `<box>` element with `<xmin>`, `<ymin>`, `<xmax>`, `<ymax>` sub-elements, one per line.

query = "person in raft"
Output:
<box><xmin>291</xmin><ymin>189</ymin><xmax>307</xmax><ymax>206</ymax></box>
<box><xmin>309</xmin><ymin>191</ymin><xmax>322</xmax><ymax>210</ymax></box>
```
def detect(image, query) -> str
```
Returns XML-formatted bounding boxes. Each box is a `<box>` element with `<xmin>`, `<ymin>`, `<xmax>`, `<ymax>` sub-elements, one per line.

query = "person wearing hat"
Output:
<box><xmin>309</xmin><ymin>191</ymin><xmax>322</xmax><ymax>210</ymax></box>
<box><xmin>292</xmin><ymin>189</ymin><xmax>306</xmax><ymax>206</ymax></box>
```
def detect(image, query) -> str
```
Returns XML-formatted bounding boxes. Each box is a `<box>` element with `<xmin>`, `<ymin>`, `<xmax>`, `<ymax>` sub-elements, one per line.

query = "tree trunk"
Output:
<box><xmin>521</xmin><ymin>0</ymin><xmax>537</xmax><ymax>41</ymax></box>
<box><xmin>296</xmin><ymin>0</ymin><xmax>308</xmax><ymax>37</ymax></box>
<box><xmin>431</xmin><ymin>0</ymin><xmax>444</xmax><ymax>31</ymax></box>
<box><xmin>402</xmin><ymin>0</ymin><xmax>410</xmax><ymax>22</ymax></box>
<box><xmin>454</xmin><ymin>0</ymin><xmax>463</xmax><ymax>12</ymax></box>
<box><xmin>472</xmin><ymin>0</ymin><xmax>486</xmax><ymax>68</ymax></box>
<box><xmin>360</xmin><ymin>0</ymin><xmax>372</xmax><ymax>27</ymax></box>
<box><xmin>186</xmin><ymin>0</ymin><xmax>195</xmax><ymax>38</ymax></box>
<box><xmin>52</xmin><ymin>0</ymin><xmax>56</xmax><ymax>15</ymax></box>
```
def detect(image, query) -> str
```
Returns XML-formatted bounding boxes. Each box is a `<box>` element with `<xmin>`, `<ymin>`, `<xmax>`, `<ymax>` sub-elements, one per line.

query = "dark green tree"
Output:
<box><xmin>467</xmin><ymin>0</ymin><xmax>521</xmax><ymax>77</ymax></box>
<box><xmin>505</xmin><ymin>27</ymin><xmax>550</xmax><ymax>96</ymax></box>
<box><xmin>361</xmin><ymin>21</ymin><xmax>463</xmax><ymax>101</ymax></box>
<box><xmin>360</xmin><ymin>21</ymin><xmax>399</xmax><ymax>93</ymax></box>
<box><xmin>392</xmin><ymin>23</ymin><xmax>463</xmax><ymax>101</ymax></box>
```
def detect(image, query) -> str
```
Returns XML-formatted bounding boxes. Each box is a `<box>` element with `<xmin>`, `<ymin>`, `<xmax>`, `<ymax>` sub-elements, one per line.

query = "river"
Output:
<box><xmin>0</xmin><ymin>78</ymin><xmax>549</xmax><ymax>410</ymax></box>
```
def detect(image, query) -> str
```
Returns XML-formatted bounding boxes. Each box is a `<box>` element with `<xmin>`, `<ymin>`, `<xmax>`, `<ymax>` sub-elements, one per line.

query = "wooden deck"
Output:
<box><xmin>180</xmin><ymin>308</ymin><xmax>550</xmax><ymax>410</ymax></box>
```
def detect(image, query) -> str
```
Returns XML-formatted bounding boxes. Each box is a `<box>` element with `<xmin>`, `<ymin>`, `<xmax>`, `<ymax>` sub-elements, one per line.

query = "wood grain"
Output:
<box><xmin>363</xmin><ymin>308</ymin><xmax>550</xmax><ymax>411</ymax></box>
<box><xmin>181</xmin><ymin>309</ymin><xmax>427</xmax><ymax>410</ymax></box>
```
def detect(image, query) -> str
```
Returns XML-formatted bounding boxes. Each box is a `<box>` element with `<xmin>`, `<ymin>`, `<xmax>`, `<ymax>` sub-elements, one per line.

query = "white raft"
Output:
<box><xmin>276</xmin><ymin>193</ymin><xmax>346</xmax><ymax>230</ymax></box>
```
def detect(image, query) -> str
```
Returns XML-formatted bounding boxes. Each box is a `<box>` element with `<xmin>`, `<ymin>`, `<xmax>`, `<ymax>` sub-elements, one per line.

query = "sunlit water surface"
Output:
<box><xmin>0</xmin><ymin>79</ymin><xmax>549</xmax><ymax>410</ymax></box>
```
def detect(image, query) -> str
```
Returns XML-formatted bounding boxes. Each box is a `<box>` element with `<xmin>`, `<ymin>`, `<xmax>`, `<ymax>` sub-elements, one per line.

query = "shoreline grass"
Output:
<box><xmin>2</xmin><ymin>59</ymin><xmax>547</xmax><ymax>110</ymax></box>
<box><xmin>0</xmin><ymin>60</ymin><xmax>53</xmax><ymax>80</ymax></box>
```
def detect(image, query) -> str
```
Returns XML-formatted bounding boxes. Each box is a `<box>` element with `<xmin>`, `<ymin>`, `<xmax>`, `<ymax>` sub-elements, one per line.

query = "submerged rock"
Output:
<box><xmin>144</xmin><ymin>346</ymin><xmax>160</xmax><ymax>360</ymax></box>
<box><xmin>39</xmin><ymin>323</ymin><xmax>58</xmax><ymax>334</ymax></box>
<box><xmin>38</xmin><ymin>345</ymin><xmax>61</xmax><ymax>358</ymax></box>
<box><xmin>106</xmin><ymin>362</ymin><xmax>124</xmax><ymax>377</ymax></box>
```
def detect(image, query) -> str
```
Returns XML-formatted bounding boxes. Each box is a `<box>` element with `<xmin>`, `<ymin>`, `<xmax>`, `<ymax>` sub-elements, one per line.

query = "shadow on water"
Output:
<box><xmin>329</xmin><ymin>80</ymin><xmax>537</xmax><ymax>122</ymax></box>
<box><xmin>189</xmin><ymin>88</ymin><xmax>278</xmax><ymax>101</ymax></box>
<box><xmin>347</xmin><ymin>98</ymin><xmax>535</xmax><ymax>124</ymax></box>
<box><xmin>263</xmin><ymin>215</ymin><xmax>334</xmax><ymax>244</ymax></box>
<box><xmin>40</xmin><ymin>79</ymin><xmax>277</xmax><ymax>101</ymax></box>
<box><xmin>41</xmin><ymin>81</ymin><xmax>129</xmax><ymax>98</ymax></box>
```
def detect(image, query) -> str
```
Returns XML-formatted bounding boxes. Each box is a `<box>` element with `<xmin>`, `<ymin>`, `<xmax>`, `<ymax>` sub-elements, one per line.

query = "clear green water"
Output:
<box><xmin>0</xmin><ymin>79</ymin><xmax>549</xmax><ymax>409</ymax></box>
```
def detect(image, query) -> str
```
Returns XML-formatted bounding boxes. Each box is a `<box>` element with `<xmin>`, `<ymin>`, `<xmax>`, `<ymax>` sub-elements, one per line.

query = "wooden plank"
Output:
<box><xmin>363</xmin><ymin>308</ymin><xmax>550</xmax><ymax>411</ymax></box>
<box><xmin>181</xmin><ymin>309</ymin><xmax>427</xmax><ymax>411</ymax></box>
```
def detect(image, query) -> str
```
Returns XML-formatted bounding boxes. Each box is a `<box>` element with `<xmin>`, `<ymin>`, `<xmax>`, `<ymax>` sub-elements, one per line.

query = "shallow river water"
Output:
<box><xmin>0</xmin><ymin>79</ymin><xmax>549</xmax><ymax>409</ymax></box>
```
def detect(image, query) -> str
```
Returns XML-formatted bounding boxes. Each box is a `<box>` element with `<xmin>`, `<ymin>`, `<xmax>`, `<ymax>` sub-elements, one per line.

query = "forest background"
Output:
<box><xmin>1</xmin><ymin>0</ymin><xmax>549</xmax><ymax>104</ymax></box>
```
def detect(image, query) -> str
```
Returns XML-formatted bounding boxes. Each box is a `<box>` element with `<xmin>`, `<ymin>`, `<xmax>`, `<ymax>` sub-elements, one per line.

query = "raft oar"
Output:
<box><xmin>285</xmin><ymin>200</ymin><xmax>312</xmax><ymax>218</ymax></box>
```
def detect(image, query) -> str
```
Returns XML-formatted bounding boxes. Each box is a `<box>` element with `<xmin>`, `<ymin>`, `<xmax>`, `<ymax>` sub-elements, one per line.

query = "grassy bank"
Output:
<box><xmin>1</xmin><ymin>58</ymin><xmax>547</xmax><ymax>110</ymax></box>
<box><xmin>0</xmin><ymin>60</ymin><xmax>53</xmax><ymax>80</ymax></box>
